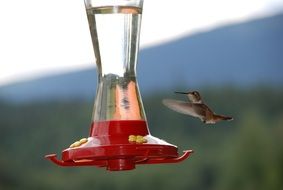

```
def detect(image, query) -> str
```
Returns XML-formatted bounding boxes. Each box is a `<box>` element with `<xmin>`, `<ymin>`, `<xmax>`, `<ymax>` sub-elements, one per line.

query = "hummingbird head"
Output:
<box><xmin>188</xmin><ymin>91</ymin><xmax>202</xmax><ymax>103</ymax></box>
<box><xmin>175</xmin><ymin>91</ymin><xmax>202</xmax><ymax>103</ymax></box>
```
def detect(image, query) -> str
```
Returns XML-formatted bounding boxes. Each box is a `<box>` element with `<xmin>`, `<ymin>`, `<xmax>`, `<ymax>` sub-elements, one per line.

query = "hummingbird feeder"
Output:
<box><xmin>45</xmin><ymin>0</ymin><xmax>193</xmax><ymax>171</ymax></box>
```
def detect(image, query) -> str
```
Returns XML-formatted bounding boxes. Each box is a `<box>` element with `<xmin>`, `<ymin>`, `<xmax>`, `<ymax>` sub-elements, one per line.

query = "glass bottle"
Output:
<box><xmin>85</xmin><ymin>0</ymin><xmax>149</xmax><ymax>139</ymax></box>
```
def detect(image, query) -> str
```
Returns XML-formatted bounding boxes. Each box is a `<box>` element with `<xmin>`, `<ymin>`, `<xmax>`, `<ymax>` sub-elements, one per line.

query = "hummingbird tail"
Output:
<box><xmin>214</xmin><ymin>115</ymin><xmax>233</xmax><ymax>121</ymax></box>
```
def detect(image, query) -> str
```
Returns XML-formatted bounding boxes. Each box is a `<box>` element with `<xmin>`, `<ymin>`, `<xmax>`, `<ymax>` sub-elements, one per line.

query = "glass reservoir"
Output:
<box><xmin>86</xmin><ymin>2</ymin><xmax>146</xmax><ymax>134</ymax></box>
<box><xmin>45</xmin><ymin>0</ymin><xmax>192</xmax><ymax>171</ymax></box>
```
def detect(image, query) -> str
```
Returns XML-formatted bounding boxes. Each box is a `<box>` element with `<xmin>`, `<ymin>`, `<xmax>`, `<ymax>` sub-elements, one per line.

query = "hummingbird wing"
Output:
<box><xmin>162</xmin><ymin>99</ymin><xmax>206</xmax><ymax>118</ymax></box>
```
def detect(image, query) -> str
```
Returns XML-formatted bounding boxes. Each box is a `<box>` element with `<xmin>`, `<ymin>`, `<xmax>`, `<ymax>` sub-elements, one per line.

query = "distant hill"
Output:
<box><xmin>1</xmin><ymin>13</ymin><xmax>283</xmax><ymax>102</ymax></box>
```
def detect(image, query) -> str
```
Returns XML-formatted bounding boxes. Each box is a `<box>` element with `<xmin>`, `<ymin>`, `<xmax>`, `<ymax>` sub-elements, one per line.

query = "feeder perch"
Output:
<box><xmin>45</xmin><ymin>0</ymin><xmax>193</xmax><ymax>171</ymax></box>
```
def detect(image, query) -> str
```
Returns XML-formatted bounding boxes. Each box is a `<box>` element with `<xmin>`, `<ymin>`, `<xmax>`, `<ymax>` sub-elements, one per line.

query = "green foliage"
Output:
<box><xmin>0</xmin><ymin>87</ymin><xmax>282</xmax><ymax>190</ymax></box>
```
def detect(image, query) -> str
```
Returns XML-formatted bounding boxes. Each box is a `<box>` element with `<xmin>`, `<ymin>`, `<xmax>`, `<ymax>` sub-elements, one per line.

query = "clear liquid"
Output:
<box><xmin>86</xmin><ymin>6</ymin><xmax>142</xmax><ymax>76</ymax></box>
<box><xmin>86</xmin><ymin>6</ymin><xmax>145</xmax><ymax>121</ymax></box>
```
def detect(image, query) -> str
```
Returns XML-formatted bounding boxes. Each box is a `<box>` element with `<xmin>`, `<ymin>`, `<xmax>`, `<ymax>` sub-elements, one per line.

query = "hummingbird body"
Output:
<box><xmin>163</xmin><ymin>91</ymin><xmax>233</xmax><ymax>124</ymax></box>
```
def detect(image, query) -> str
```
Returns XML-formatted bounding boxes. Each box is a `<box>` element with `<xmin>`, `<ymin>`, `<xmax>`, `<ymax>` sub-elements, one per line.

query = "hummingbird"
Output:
<box><xmin>162</xmin><ymin>91</ymin><xmax>233</xmax><ymax>124</ymax></box>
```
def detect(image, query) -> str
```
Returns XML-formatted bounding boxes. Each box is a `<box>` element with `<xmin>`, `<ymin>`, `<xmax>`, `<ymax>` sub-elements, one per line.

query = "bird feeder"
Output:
<box><xmin>45</xmin><ymin>0</ymin><xmax>192</xmax><ymax>171</ymax></box>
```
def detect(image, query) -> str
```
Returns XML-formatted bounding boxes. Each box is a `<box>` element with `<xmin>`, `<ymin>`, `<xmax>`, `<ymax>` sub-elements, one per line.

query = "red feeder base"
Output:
<box><xmin>46</xmin><ymin>120</ymin><xmax>193</xmax><ymax>171</ymax></box>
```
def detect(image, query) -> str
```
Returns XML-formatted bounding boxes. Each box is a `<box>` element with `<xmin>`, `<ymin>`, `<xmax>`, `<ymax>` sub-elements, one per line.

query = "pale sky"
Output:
<box><xmin>0</xmin><ymin>0</ymin><xmax>283</xmax><ymax>86</ymax></box>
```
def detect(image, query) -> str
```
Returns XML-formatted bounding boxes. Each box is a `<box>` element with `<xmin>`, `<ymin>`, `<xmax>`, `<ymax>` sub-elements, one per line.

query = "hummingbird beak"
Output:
<box><xmin>174</xmin><ymin>91</ymin><xmax>189</xmax><ymax>95</ymax></box>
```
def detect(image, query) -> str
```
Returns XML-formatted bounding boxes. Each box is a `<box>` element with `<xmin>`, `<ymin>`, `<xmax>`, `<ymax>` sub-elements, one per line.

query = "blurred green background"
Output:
<box><xmin>0</xmin><ymin>86</ymin><xmax>282</xmax><ymax>190</ymax></box>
